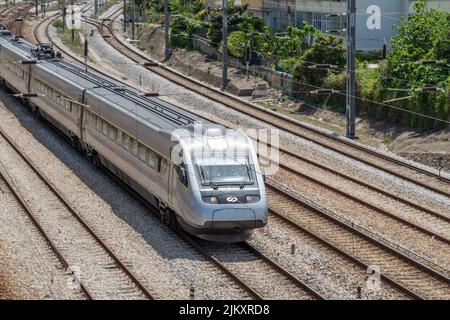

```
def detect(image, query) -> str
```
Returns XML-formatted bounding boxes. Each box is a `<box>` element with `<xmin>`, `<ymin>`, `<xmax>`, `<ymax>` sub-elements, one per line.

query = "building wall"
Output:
<box><xmin>262</xmin><ymin>0</ymin><xmax>296</xmax><ymax>31</ymax></box>
<box><xmin>262</xmin><ymin>0</ymin><xmax>449</xmax><ymax>50</ymax></box>
<box><xmin>206</xmin><ymin>0</ymin><xmax>449</xmax><ymax>50</ymax></box>
<box><xmin>355</xmin><ymin>0</ymin><xmax>408</xmax><ymax>50</ymax></box>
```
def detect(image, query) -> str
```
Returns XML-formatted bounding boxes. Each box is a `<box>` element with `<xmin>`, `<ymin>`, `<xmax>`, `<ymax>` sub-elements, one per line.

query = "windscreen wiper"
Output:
<box><xmin>201</xmin><ymin>166</ymin><xmax>219</xmax><ymax>190</ymax></box>
<box><xmin>209</xmin><ymin>181</ymin><xmax>219</xmax><ymax>190</ymax></box>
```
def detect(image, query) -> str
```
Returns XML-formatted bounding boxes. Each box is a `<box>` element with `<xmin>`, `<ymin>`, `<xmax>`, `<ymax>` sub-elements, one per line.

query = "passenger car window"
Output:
<box><xmin>131</xmin><ymin>139</ymin><xmax>138</xmax><ymax>156</ymax></box>
<box><xmin>109</xmin><ymin>126</ymin><xmax>117</xmax><ymax>141</ymax></box>
<box><xmin>139</xmin><ymin>144</ymin><xmax>147</xmax><ymax>162</ymax></box>
<box><xmin>123</xmin><ymin>134</ymin><xmax>130</xmax><ymax>151</ymax></box>
<box><xmin>102</xmin><ymin>120</ymin><xmax>109</xmax><ymax>136</ymax></box>
<box><xmin>116</xmin><ymin>130</ymin><xmax>122</xmax><ymax>145</ymax></box>
<box><xmin>148</xmin><ymin>150</ymin><xmax>158</xmax><ymax>169</ymax></box>
<box><xmin>177</xmin><ymin>163</ymin><xmax>189</xmax><ymax>188</ymax></box>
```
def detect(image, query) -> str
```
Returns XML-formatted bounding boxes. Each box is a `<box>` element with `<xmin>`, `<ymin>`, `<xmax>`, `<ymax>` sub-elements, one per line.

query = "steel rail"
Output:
<box><xmin>267</xmin><ymin>208</ymin><xmax>423</xmax><ymax>300</ymax></box>
<box><xmin>266</xmin><ymin>181</ymin><xmax>450</xmax><ymax>284</ymax></box>
<box><xmin>101</xmin><ymin>9</ymin><xmax>450</xmax><ymax>198</ymax></box>
<box><xmin>0</xmin><ymin>170</ymin><xmax>94</xmax><ymax>300</ymax></box>
<box><xmin>28</xmin><ymin>7</ymin><xmax>449</xmax><ymax>300</ymax></box>
<box><xmin>33</xmin><ymin>14</ymin><xmax>325</xmax><ymax>300</ymax></box>
<box><xmin>79</xmin><ymin>15</ymin><xmax>450</xmax><ymax>245</ymax></box>
<box><xmin>0</xmin><ymin>128</ymin><xmax>155</xmax><ymax>300</ymax></box>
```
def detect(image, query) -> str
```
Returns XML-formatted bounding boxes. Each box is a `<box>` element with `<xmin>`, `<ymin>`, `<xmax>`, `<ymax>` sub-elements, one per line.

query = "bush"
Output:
<box><xmin>374</xmin><ymin>0</ymin><xmax>450</xmax><ymax>129</ymax></box>
<box><xmin>293</xmin><ymin>34</ymin><xmax>346</xmax><ymax>86</ymax></box>
<box><xmin>277</xmin><ymin>57</ymin><xmax>299</xmax><ymax>74</ymax></box>
<box><xmin>323</xmin><ymin>71</ymin><xmax>346</xmax><ymax>91</ymax></box>
<box><xmin>228</xmin><ymin>31</ymin><xmax>247</xmax><ymax>58</ymax></box>
<box><xmin>356</xmin><ymin>50</ymin><xmax>384</xmax><ymax>62</ymax></box>
<box><xmin>170</xmin><ymin>15</ymin><xmax>203</xmax><ymax>49</ymax></box>
<box><xmin>53</xmin><ymin>19</ymin><xmax>64</xmax><ymax>29</ymax></box>
<box><xmin>207</xmin><ymin>2</ymin><xmax>265</xmax><ymax>49</ymax></box>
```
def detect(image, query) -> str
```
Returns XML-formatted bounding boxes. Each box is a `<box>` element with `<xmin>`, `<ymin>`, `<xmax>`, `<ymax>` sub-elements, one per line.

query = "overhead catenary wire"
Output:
<box><xmin>47</xmin><ymin>6</ymin><xmax>450</xmax><ymax>126</ymax></box>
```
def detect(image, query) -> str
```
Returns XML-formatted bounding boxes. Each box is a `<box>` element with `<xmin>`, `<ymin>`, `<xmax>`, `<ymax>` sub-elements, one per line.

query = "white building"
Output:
<box><xmin>262</xmin><ymin>0</ymin><xmax>450</xmax><ymax>50</ymax></box>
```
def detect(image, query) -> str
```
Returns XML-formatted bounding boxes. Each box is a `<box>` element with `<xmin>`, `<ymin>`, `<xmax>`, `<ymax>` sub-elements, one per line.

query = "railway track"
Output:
<box><xmin>179</xmin><ymin>231</ymin><xmax>324</xmax><ymax>300</ymax></box>
<box><xmin>23</xmin><ymin>1</ymin><xmax>450</xmax><ymax>257</ymax></box>
<box><xmin>100</xmin><ymin>7</ymin><xmax>450</xmax><ymax>199</ymax></box>
<box><xmin>12</xmin><ymin>9</ymin><xmax>326</xmax><ymax>300</ymax></box>
<box><xmin>0</xmin><ymin>128</ymin><xmax>155</xmax><ymax>300</ymax></box>
<box><xmin>266</xmin><ymin>181</ymin><xmax>450</xmax><ymax>300</ymax></box>
<box><xmin>91</xmin><ymin>10</ymin><xmax>450</xmax><ymax>251</ymax></box>
<box><xmin>0</xmin><ymin>165</ymin><xmax>93</xmax><ymax>300</ymax></box>
<box><xmin>24</xmin><ymin>5</ymin><xmax>449</xmax><ymax>298</ymax></box>
<box><xmin>2</xmin><ymin>3</ymin><xmax>32</xmax><ymax>36</ymax></box>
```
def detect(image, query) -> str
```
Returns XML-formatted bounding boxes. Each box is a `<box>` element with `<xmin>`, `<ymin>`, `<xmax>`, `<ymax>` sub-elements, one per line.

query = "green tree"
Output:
<box><xmin>206</xmin><ymin>1</ymin><xmax>265</xmax><ymax>49</ymax></box>
<box><xmin>293</xmin><ymin>34</ymin><xmax>346</xmax><ymax>86</ymax></box>
<box><xmin>378</xmin><ymin>0</ymin><xmax>449</xmax><ymax>128</ymax></box>
<box><xmin>170</xmin><ymin>14</ymin><xmax>204</xmax><ymax>49</ymax></box>
<box><xmin>227</xmin><ymin>31</ymin><xmax>247</xmax><ymax>58</ymax></box>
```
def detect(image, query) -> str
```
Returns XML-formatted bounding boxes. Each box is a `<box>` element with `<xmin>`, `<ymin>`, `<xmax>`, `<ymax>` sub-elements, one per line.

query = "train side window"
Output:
<box><xmin>102</xmin><ymin>120</ymin><xmax>109</xmax><ymax>136</ymax></box>
<box><xmin>109</xmin><ymin>126</ymin><xmax>117</xmax><ymax>141</ymax></box>
<box><xmin>177</xmin><ymin>163</ymin><xmax>189</xmax><ymax>188</ymax></box>
<box><xmin>138</xmin><ymin>144</ymin><xmax>147</xmax><ymax>162</ymax></box>
<box><xmin>116</xmin><ymin>130</ymin><xmax>122</xmax><ymax>145</ymax></box>
<box><xmin>91</xmin><ymin>113</ymin><xmax>97</xmax><ymax>127</ymax></box>
<box><xmin>123</xmin><ymin>134</ymin><xmax>130</xmax><ymax>151</ymax></box>
<box><xmin>148</xmin><ymin>149</ymin><xmax>158</xmax><ymax>170</ymax></box>
<box><xmin>131</xmin><ymin>139</ymin><xmax>138</xmax><ymax>156</ymax></box>
<box><xmin>96</xmin><ymin>116</ymin><xmax>102</xmax><ymax>131</ymax></box>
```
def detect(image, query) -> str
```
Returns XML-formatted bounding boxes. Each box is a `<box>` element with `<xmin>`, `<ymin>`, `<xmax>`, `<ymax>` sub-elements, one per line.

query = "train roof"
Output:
<box><xmin>0</xmin><ymin>33</ymin><xmax>210</xmax><ymax>131</ymax></box>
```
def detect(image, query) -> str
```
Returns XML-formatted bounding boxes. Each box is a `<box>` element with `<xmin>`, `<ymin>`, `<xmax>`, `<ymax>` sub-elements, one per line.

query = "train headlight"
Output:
<box><xmin>203</xmin><ymin>196</ymin><xmax>218</xmax><ymax>204</ymax></box>
<box><xmin>246</xmin><ymin>195</ymin><xmax>260</xmax><ymax>203</ymax></box>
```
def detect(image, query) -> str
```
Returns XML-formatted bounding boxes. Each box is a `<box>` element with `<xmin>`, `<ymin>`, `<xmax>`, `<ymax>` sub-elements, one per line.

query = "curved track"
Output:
<box><xmin>87</xmin><ymin>10</ymin><xmax>450</xmax><ymax>271</ymax></box>
<box><xmin>26</xmin><ymin>6</ymin><xmax>449</xmax><ymax>299</ymax></box>
<box><xmin>89</xmin><ymin>11</ymin><xmax>450</xmax><ymax>245</ymax></box>
<box><xmin>1</xmin><ymin>4</ymin><xmax>33</xmax><ymax>36</ymax></box>
<box><xmin>15</xmin><ymin>8</ymin><xmax>326</xmax><ymax>300</ymax></box>
<box><xmin>100</xmin><ymin>7</ymin><xmax>450</xmax><ymax>199</ymax></box>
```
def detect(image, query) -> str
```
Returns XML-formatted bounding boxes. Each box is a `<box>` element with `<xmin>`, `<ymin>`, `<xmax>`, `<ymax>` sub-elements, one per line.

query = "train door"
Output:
<box><xmin>170</xmin><ymin>157</ymin><xmax>191</xmax><ymax>215</ymax></box>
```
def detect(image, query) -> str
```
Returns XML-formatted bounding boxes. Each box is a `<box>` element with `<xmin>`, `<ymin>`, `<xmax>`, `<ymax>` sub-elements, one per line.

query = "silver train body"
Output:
<box><xmin>0</xmin><ymin>30</ymin><xmax>268</xmax><ymax>242</ymax></box>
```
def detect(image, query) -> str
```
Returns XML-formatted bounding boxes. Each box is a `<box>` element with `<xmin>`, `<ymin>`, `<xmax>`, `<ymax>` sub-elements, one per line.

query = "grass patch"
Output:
<box><xmin>54</xmin><ymin>19</ymin><xmax>84</xmax><ymax>57</ymax></box>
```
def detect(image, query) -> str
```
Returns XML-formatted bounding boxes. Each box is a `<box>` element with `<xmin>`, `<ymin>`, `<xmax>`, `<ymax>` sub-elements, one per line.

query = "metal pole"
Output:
<box><xmin>71</xmin><ymin>0</ymin><xmax>74</xmax><ymax>42</ymax></box>
<box><xmin>221</xmin><ymin>0</ymin><xmax>228</xmax><ymax>91</ymax></box>
<box><xmin>277</xmin><ymin>0</ymin><xmax>280</xmax><ymax>31</ymax></box>
<box><xmin>35</xmin><ymin>0</ymin><xmax>38</xmax><ymax>16</ymax></box>
<box><xmin>131</xmin><ymin>0</ymin><xmax>135</xmax><ymax>40</ymax></box>
<box><xmin>246</xmin><ymin>38</ymin><xmax>250</xmax><ymax>80</ymax></box>
<box><xmin>94</xmin><ymin>0</ymin><xmax>97</xmax><ymax>16</ymax></box>
<box><xmin>123</xmin><ymin>0</ymin><xmax>126</xmax><ymax>33</ymax></box>
<box><xmin>84</xmin><ymin>38</ymin><xmax>88</xmax><ymax>70</ymax></box>
<box><xmin>346</xmin><ymin>0</ymin><xmax>356</xmax><ymax>139</ymax></box>
<box><xmin>164</xmin><ymin>0</ymin><xmax>169</xmax><ymax>59</ymax></box>
<box><xmin>62</xmin><ymin>3</ymin><xmax>66</xmax><ymax>32</ymax></box>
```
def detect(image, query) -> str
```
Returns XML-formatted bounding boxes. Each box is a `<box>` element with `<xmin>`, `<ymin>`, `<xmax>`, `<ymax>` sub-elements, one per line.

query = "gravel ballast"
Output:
<box><xmin>0</xmin><ymin>94</ymin><xmax>248</xmax><ymax>299</ymax></box>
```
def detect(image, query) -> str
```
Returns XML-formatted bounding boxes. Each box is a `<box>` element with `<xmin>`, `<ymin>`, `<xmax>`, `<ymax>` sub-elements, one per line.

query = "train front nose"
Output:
<box><xmin>212</xmin><ymin>208</ymin><xmax>258</xmax><ymax>229</ymax></box>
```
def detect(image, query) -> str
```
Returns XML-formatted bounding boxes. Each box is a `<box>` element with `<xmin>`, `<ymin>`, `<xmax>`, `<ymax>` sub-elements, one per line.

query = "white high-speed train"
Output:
<box><xmin>0</xmin><ymin>28</ymin><xmax>268</xmax><ymax>242</ymax></box>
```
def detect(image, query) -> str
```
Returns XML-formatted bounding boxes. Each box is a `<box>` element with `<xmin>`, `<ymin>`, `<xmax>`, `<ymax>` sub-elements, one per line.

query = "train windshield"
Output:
<box><xmin>194</xmin><ymin>153</ymin><xmax>255</xmax><ymax>187</ymax></box>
